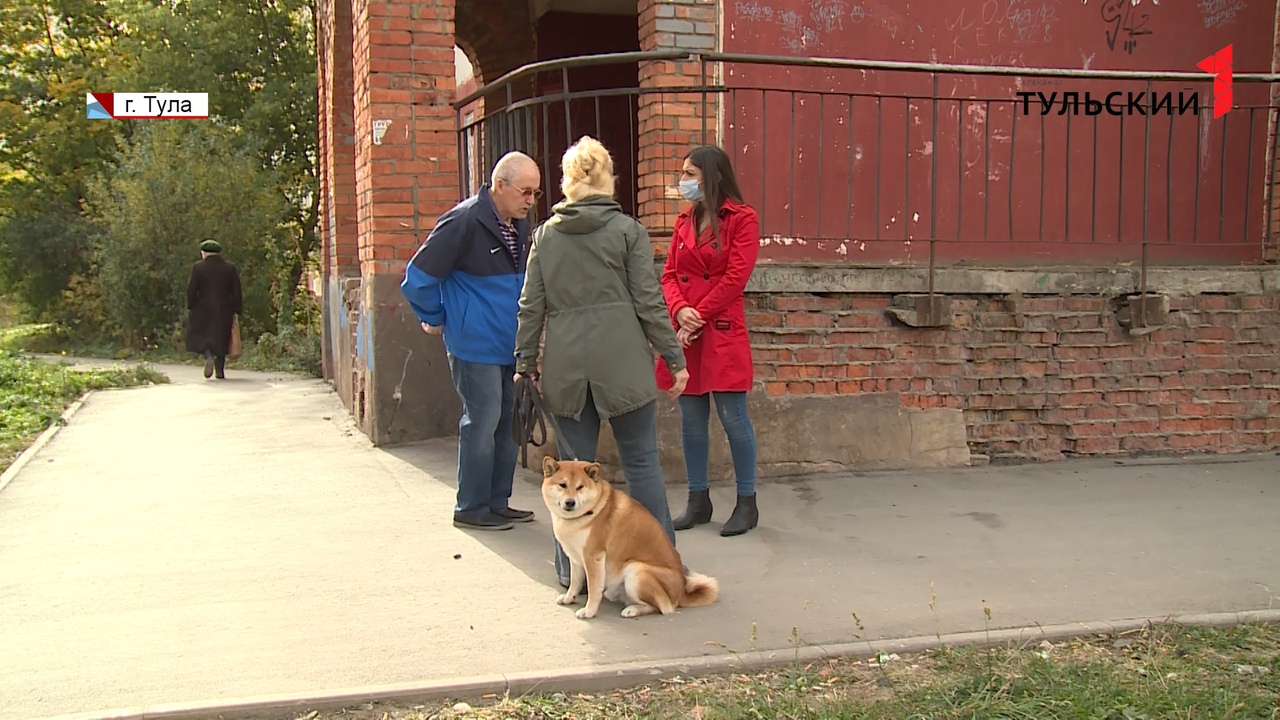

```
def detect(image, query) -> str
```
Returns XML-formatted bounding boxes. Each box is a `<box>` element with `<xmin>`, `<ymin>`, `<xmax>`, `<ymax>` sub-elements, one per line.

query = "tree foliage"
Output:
<box><xmin>86</xmin><ymin>121</ymin><xmax>290</xmax><ymax>346</ymax></box>
<box><xmin>0</xmin><ymin>0</ymin><xmax>318</xmax><ymax>349</ymax></box>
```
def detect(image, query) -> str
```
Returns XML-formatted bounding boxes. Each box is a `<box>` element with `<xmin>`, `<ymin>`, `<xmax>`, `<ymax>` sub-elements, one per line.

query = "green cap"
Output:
<box><xmin>199</xmin><ymin>239</ymin><xmax>222</xmax><ymax>253</ymax></box>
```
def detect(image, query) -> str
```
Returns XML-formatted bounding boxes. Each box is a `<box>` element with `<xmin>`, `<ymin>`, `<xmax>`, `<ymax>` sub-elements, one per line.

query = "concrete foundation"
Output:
<box><xmin>519</xmin><ymin>391</ymin><xmax>971</xmax><ymax>485</ymax></box>
<box><xmin>356</xmin><ymin>274</ymin><xmax>460</xmax><ymax>445</ymax></box>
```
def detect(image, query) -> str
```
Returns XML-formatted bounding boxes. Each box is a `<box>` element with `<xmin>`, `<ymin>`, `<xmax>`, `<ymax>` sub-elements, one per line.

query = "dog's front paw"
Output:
<box><xmin>556</xmin><ymin>593</ymin><xmax>577</xmax><ymax>605</ymax></box>
<box><xmin>575</xmin><ymin>606</ymin><xmax>597</xmax><ymax>619</ymax></box>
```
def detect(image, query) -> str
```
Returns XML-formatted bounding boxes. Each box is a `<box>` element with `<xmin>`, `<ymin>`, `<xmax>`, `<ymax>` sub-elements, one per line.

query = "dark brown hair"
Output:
<box><xmin>686</xmin><ymin>145</ymin><xmax>743</xmax><ymax>243</ymax></box>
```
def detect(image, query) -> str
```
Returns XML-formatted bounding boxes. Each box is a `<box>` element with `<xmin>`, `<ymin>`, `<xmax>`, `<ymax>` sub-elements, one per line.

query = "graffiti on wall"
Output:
<box><xmin>1100</xmin><ymin>0</ymin><xmax>1154</xmax><ymax>54</ymax></box>
<box><xmin>1198</xmin><ymin>0</ymin><xmax>1247</xmax><ymax>29</ymax></box>
<box><xmin>944</xmin><ymin>0</ymin><xmax>1062</xmax><ymax>58</ymax></box>
<box><xmin>735</xmin><ymin>0</ymin><xmax>910</xmax><ymax>51</ymax></box>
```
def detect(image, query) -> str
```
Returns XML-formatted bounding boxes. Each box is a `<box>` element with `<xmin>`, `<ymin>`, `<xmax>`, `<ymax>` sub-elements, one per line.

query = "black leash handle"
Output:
<box><xmin>512</xmin><ymin>373</ymin><xmax>578</xmax><ymax>468</ymax></box>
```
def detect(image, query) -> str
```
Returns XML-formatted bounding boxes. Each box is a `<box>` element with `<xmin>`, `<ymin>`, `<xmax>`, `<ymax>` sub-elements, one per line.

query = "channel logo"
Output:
<box><xmin>86</xmin><ymin>93</ymin><xmax>210</xmax><ymax>119</ymax></box>
<box><xmin>1196</xmin><ymin>44</ymin><xmax>1233</xmax><ymax>119</ymax></box>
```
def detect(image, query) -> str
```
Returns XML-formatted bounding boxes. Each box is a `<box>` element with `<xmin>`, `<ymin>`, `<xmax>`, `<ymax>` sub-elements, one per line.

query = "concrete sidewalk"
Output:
<box><xmin>1</xmin><ymin>358</ymin><xmax>1277</xmax><ymax>719</ymax></box>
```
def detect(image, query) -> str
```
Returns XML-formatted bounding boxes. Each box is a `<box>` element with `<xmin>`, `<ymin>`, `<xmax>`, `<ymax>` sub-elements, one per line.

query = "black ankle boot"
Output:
<box><xmin>673</xmin><ymin>489</ymin><xmax>713</xmax><ymax>530</ymax></box>
<box><xmin>720</xmin><ymin>494</ymin><xmax>758</xmax><ymax>536</ymax></box>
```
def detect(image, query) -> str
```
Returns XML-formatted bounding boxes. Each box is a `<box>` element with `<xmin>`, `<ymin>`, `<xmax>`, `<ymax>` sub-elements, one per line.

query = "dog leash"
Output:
<box><xmin>512</xmin><ymin>373</ymin><xmax>580</xmax><ymax>467</ymax></box>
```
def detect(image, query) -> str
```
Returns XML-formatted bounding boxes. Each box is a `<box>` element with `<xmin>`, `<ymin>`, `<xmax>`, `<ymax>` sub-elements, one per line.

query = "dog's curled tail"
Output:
<box><xmin>680</xmin><ymin>572</ymin><xmax>720</xmax><ymax>607</ymax></box>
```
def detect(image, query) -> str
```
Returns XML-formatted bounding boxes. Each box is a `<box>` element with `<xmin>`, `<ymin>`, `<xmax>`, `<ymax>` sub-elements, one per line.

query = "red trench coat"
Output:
<box><xmin>655</xmin><ymin>198</ymin><xmax>760</xmax><ymax>396</ymax></box>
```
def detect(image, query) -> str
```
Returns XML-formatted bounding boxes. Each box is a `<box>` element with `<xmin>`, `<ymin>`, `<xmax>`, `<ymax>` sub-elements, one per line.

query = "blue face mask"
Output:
<box><xmin>679</xmin><ymin>178</ymin><xmax>704</xmax><ymax>202</ymax></box>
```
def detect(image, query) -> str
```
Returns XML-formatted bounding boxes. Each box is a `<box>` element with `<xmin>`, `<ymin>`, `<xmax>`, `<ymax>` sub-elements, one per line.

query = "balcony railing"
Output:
<box><xmin>455</xmin><ymin>50</ymin><xmax>1280</xmax><ymax>316</ymax></box>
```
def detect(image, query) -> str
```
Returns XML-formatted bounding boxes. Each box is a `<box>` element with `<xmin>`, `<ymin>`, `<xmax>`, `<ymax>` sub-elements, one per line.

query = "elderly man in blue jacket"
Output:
<box><xmin>401</xmin><ymin>152</ymin><xmax>543</xmax><ymax>531</ymax></box>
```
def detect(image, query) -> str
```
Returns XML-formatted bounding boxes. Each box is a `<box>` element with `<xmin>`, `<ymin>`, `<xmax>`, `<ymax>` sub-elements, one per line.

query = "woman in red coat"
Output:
<box><xmin>655</xmin><ymin>145</ymin><xmax>761</xmax><ymax>537</ymax></box>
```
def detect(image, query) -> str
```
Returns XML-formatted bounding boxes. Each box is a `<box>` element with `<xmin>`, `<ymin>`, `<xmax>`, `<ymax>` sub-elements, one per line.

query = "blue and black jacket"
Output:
<box><xmin>400</xmin><ymin>185</ymin><xmax>531</xmax><ymax>366</ymax></box>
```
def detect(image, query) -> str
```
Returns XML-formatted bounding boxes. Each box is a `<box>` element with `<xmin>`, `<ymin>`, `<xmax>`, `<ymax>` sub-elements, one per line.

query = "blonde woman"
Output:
<box><xmin>515</xmin><ymin>136</ymin><xmax>689</xmax><ymax>587</ymax></box>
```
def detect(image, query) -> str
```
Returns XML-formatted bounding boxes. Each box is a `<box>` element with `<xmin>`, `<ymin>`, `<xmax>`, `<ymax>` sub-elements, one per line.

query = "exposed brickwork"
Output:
<box><xmin>318</xmin><ymin>0</ymin><xmax>359</xmax><ymax>276</ymax></box>
<box><xmin>745</xmin><ymin>292</ymin><xmax>1280</xmax><ymax>461</ymax></box>
<box><xmin>638</xmin><ymin>0</ymin><xmax>718</xmax><ymax>236</ymax></box>
<box><xmin>351</xmin><ymin>0</ymin><xmax>458</xmax><ymax>275</ymax></box>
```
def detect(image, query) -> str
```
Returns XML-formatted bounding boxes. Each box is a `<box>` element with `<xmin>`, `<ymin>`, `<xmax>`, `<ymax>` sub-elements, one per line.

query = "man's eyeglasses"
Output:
<box><xmin>512</xmin><ymin>185</ymin><xmax>543</xmax><ymax>200</ymax></box>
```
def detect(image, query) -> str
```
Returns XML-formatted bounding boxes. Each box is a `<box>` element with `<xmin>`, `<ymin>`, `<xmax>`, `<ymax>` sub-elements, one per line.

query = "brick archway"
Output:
<box><xmin>316</xmin><ymin>0</ymin><xmax>717</xmax><ymax>448</ymax></box>
<box><xmin>454</xmin><ymin>0</ymin><xmax>535</xmax><ymax>87</ymax></box>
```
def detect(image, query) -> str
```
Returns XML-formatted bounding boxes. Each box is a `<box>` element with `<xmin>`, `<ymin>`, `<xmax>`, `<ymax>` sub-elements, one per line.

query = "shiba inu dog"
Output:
<box><xmin>541</xmin><ymin>456</ymin><xmax>719</xmax><ymax>619</ymax></box>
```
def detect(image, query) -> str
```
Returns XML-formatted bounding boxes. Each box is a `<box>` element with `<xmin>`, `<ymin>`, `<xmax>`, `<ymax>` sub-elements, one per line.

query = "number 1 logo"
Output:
<box><xmin>1196</xmin><ymin>44</ymin><xmax>1233</xmax><ymax>119</ymax></box>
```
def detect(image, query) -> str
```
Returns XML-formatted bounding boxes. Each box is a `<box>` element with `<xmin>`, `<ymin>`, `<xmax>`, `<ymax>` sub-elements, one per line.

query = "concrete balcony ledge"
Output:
<box><xmin>662</xmin><ymin>262</ymin><xmax>1280</xmax><ymax>296</ymax></box>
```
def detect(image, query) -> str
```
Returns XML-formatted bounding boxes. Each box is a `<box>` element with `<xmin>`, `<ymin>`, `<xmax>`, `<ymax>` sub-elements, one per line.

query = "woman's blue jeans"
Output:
<box><xmin>552</xmin><ymin>386</ymin><xmax>676</xmax><ymax>584</ymax></box>
<box><xmin>677</xmin><ymin>391</ymin><xmax>758</xmax><ymax>496</ymax></box>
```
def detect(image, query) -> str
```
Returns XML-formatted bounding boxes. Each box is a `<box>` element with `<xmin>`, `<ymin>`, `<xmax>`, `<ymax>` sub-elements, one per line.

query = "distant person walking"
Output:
<box><xmin>657</xmin><ymin>145</ymin><xmax>762</xmax><ymax>537</ymax></box>
<box><xmin>185</xmin><ymin>239</ymin><xmax>243</xmax><ymax>380</ymax></box>
<box><xmin>401</xmin><ymin>151</ymin><xmax>543</xmax><ymax>532</ymax></box>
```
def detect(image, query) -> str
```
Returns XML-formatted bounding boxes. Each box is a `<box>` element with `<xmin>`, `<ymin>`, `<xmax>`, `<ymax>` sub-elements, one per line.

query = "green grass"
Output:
<box><xmin>296</xmin><ymin>621</ymin><xmax>1279</xmax><ymax>720</ymax></box>
<box><xmin>0</xmin><ymin>350</ymin><xmax>169</xmax><ymax>473</ymax></box>
<box><xmin>0</xmin><ymin>321</ymin><xmax>321</xmax><ymax>377</ymax></box>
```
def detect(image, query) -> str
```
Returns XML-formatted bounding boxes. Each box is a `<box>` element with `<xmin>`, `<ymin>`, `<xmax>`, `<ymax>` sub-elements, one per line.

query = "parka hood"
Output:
<box><xmin>546</xmin><ymin>195</ymin><xmax>624</xmax><ymax>234</ymax></box>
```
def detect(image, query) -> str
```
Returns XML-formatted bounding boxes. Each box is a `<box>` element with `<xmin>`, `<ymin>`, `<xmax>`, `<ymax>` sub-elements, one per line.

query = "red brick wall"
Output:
<box><xmin>318</xmin><ymin>0</ymin><xmax>359</xmax><ymax>276</ymax></box>
<box><xmin>350</xmin><ymin>0</ymin><xmax>457</xmax><ymax>276</ymax></box>
<box><xmin>637</xmin><ymin>0</ymin><xmax>719</xmax><ymax>236</ymax></box>
<box><xmin>746</xmin><ymin>291</ymin><xmax>1280</xmax><ymax>461</ymax></box>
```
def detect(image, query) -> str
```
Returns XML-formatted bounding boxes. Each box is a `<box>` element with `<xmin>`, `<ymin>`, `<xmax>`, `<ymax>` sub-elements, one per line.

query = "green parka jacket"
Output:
<box><xmin>514</xmin><ymin>195</ymin><xmax>686</xmax><ymax>421</ymax></box>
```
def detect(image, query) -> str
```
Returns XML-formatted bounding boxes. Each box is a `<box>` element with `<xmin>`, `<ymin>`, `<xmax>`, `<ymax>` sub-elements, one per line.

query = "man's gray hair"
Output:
<box><xmin>492</xmin><ymin>151</ymin><xmax>537</xmax><ymax>183</ymax></box>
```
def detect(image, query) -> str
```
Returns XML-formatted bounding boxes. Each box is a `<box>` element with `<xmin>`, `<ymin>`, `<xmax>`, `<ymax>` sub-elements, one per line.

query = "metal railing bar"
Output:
<box><xmin>1065</xmin><ymin>107</ymin><xmax>1071</xmax><ymax>244</ymax></box>
<box><xmin>760</xmin><ymin>89</ymin><xmax>767</xmax><ymax>233</ymax></box>
<box><xmin>957</xmin><ymin>97</ymin><xmax>964</xmax><ymax>241</ymax></box>
<box><xmin>561</xmin><ymin>67</ymin><xmax>572</xmax><ymax>140</ymax></box>
<box><xmin>1219</xmin><ymin>113</ymin><xmax>1230</xmax><ymax>244</ymax></box>
<box><xmin>903</xmin><ymin>97</ymin><xmax>910</xmax><ymax>243</ymax></box>
<box><xmin>929</xmin><ymin>73</ymin><xmax>938</xmax><ymax>300</ymax></box>
<box><xmin>1118</xmin><ymin>112</ymin><xmax>1126</xmax><ymax>245</ymax></box>
<box><xmin>1140</xmin><ymin>78</ymin><xmax>1153</xmax><ymax>326</ymax></box>
<box><xmin>1165</xmin><ymin>112</ymin><xmax>1174</xmax><ymax>244</ymax></box>
<box><xmin>1193</xmin><ymin>112</ymin><xmax>1202</xmax><ymax>244</ymax></box>
<box><xmin>1009</xmin><ymin>103</ymin><xmax>1017</xmax><ymax>240</ymax></box>
<box><xmin>1039</xmin><ymin>103</ymin><xmax>1046</xmax><ymax>242</ymax></box>
<box><xmin>845</xmin><ymin>93</ymin><xmax>853</xmax><ymax>241</ymax></box>
<box><xmin>817</xmin><ymin>92</ymin><xmax>824</xmax><ymax>239</ymax></box>
<box><xmin>701</xmin><ymin>51</ymin><xmax>1280</xmax><ymax>83</ymax></box>
<box><xmin>790</xmin><ymin>91</ymin><xmax>796</xmax><ymax>237</ymax></box>
<box><xmin>1265</xmin><ymin>107</ymin><xmax>1280</xmax><ymax>250</ymax></box>
<box><xmin>1244</xmin><ymin>107</ymin><xmax>1256</xmax><ymax>253</ymax></box>
<box><xmin>453</xmin><ymin>50</ymin><xmax>688</xmax><ymax>109</ymax></box>
<box><xmin>983</xmin><ymin>98</ymin><xmax>990</xmax><ymax>242</ymax></box>
<box><xmin>494</xmin><ymin>81</ymin><xmax>1274</xmax><ymax>113</ymax></box>
<box><xmin>875</xmin><ymin>95</ymin><xmax>882</xmax><ymax>241</ymax></box>
<box><xmin>700</xmin><ymin>58</ymin><xmax>708</xmax><ymax>144</ymax></box>
<box><xmin>497</xmin><ymin>87</ymin><xmax>642</xmax><ymax>115</ymax></box>
<box><xmin>540</xmin><ymin>101</ymin><xmax>550</xmax><ymax>215</ymax></box>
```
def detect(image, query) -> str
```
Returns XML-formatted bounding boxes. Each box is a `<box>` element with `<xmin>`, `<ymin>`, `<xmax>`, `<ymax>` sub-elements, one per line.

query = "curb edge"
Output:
<box><xmin>50</xmin><ymin>608</ymin><xmax>1280</xmax><ymax>720</ymax></box>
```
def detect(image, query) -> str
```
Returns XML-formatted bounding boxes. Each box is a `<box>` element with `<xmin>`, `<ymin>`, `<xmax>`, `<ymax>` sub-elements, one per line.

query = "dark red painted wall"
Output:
<box><xmin>722</xmin><ymin>0</ymin><xmax>1277</xmax><ymax>265</ymax></box>
<box><xmin>535</xmin><ymin>12</ymin><xmax>641</xmax><ymax>219</ymax></box>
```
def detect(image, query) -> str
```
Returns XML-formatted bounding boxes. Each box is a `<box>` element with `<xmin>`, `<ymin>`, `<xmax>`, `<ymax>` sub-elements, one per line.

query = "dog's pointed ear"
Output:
<box><xmin>542</xmin><ymin>455</ymin><xmax>560</xmax><ymax>477</ymax></box>
<box><xmin>585</xmin><ymin>462</ymin><xmax>602</xmax><ymax>480</ymax></box>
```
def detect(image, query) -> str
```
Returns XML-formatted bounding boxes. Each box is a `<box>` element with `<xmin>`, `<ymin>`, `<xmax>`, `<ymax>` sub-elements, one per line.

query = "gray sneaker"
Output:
<box><xmin>453</xmin><ymin>510</ymin><xmax>514</xmax><ymax>531</ymax></box>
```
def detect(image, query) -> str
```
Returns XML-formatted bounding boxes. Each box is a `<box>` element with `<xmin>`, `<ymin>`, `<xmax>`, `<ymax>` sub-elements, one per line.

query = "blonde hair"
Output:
<box><xmin>560</xmin><ymin>136</ymin><xmax>616</xmax><ymax>202</ymax></box>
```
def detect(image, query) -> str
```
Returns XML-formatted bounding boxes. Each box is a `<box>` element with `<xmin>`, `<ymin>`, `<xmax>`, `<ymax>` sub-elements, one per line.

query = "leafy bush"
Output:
<box><xmin>0</xmin><ymin>205</ymin><xmax>95</xmax><ymax>323</ymax></box>
<box><xmin>84</xmin><ymin>121</ymin><xmax>292</xmax><ymax>348</ymax></box>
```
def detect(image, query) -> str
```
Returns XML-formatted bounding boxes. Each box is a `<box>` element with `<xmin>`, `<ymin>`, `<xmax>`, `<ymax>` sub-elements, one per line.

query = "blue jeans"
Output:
<box><xmin>447</xmin><ymin>354</ymin><xmax>519</xmax><ymax>515</ymax></box>
<box><xmin>677</xmin><ymin>392</ymin><xmax>758</xmax><ymax>496</ymax></box>
<box><xmin>552</xmin><ymin>386</ymin><xmax>676</xmax><ymax>583</ymax></box>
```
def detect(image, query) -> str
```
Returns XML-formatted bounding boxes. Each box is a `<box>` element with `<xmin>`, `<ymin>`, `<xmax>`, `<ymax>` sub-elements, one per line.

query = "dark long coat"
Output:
<box><xmin>185</xmin><ymin>254</ymin><xmax>243</xmax><ymax>356</ymax></box>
